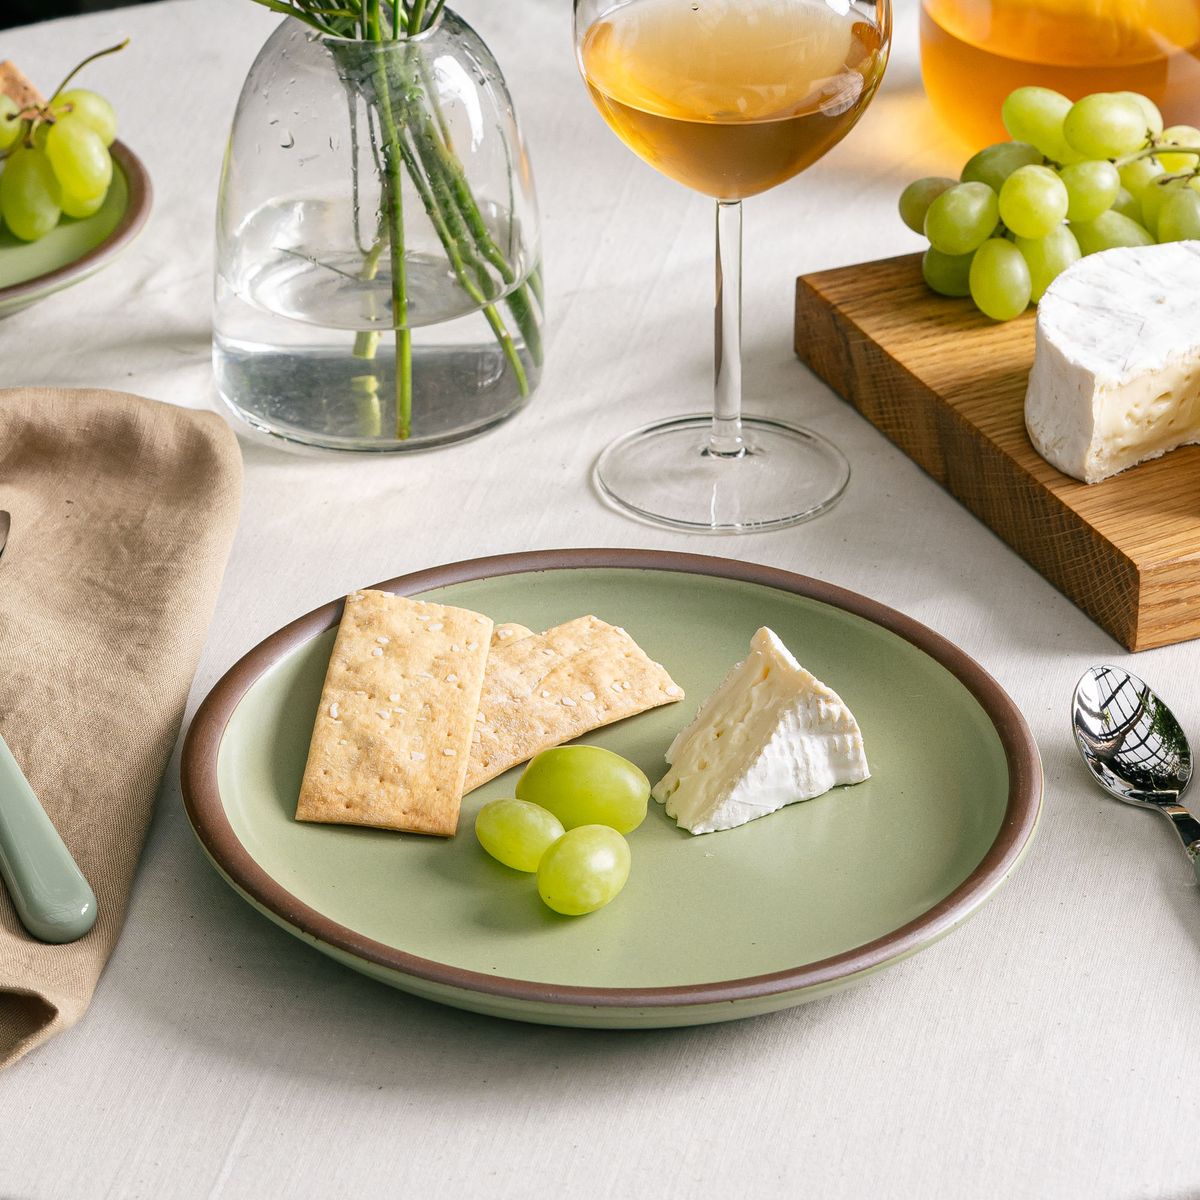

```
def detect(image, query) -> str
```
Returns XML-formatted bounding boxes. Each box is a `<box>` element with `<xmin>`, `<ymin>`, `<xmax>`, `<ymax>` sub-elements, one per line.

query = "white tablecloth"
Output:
<box><xmin>3</xmin><ymin>2</ymin><xmax>1197</xmax><ymax>1196</ymax></box>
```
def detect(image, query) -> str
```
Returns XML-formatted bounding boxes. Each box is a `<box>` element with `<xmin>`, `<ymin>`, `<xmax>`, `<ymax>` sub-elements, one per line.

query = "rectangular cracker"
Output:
<box><xmin>464</xmin><ymin>615</ymin><xmax>683</xmax><ymax>792</ymax></box>
<box><xmin>296</xmin><ymin>589</ymin><xmax>493</xmax><ymax>836</ymax></box>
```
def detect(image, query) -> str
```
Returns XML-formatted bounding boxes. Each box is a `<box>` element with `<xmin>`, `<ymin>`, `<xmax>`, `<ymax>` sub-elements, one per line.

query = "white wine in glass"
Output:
<box><xmin>575</xmin><ymin>0</ymin><xmax>891</xmax><ymax>532</ymax></box>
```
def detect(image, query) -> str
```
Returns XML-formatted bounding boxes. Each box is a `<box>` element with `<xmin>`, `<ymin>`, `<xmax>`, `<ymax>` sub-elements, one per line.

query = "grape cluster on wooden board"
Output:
<box><xmin>900</xmin><ymin>88</ymin><xmax>1200</xmax><ymax>320</ymax></box>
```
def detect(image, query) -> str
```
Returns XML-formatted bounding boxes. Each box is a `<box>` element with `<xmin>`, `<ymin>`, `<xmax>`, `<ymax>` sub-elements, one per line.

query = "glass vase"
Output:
<box><xmin>213</xmin><ymin>12</ymin><xmax>544</xmax><ymax>451</ymax></box>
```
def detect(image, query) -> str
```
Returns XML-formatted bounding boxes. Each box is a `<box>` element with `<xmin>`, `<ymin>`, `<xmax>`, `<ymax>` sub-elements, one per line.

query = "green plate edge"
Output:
<box><xmin>181</xmin><ymin>550</ymin><xmax>1044</xmax><ymax>1030</ymax></box>
<box><xmin>0</xmin><ymin>141</ymin><xmax>152</xmax><ymax>316</ymax></box>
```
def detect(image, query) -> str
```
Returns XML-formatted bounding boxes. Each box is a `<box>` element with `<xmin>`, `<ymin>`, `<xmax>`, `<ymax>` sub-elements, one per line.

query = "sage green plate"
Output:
<box><xmin>182</xmin><ymin>550</ymin><xmax>1042</xmax><ymax>1028</ymax></box>
<box><xmin>0</xmin><ymin>141</ymin><xmax>151</xmax><ymax>317</ymax></box>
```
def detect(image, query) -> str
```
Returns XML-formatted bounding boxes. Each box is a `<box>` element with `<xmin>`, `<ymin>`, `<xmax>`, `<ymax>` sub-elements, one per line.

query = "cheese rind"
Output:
<box><xmin>651</xmin><ymin>628</ymin><xmax>869</xmax><ymax>835</ymax></box>
<box><xmin>1025</xmin><ymin>242</ymin><xmax>1200</xmax><ymax>484</ymax></box>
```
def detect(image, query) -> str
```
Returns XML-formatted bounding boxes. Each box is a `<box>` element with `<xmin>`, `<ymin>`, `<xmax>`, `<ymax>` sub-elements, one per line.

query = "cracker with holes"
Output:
<box><xmin>296</xmin><ymin>589</ymin><xmax>493</xmax><ymax>836</ymax></box>
<box><xmin>464</xmin><ymin>615</ymin><xmax>683</xmax><ymax>792</ymax></box>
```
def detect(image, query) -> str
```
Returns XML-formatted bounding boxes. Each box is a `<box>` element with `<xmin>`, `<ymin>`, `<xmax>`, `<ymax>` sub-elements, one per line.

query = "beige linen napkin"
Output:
<box><xmin>0</xmin><ymin>387</ymin><xmax>241</xmax><ymax>1069</ymax></box>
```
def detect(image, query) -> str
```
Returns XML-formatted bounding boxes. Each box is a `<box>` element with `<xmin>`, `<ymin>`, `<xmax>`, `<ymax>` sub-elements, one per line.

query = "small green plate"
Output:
<box><xmin>0</xmin><ymin>141</ymin><xmax>151</xmax><ymax>317</ymax></box>
<box><xmin>182</xmin><ymin>550</ymin><xmax>1042</xmax><ymax>1028</ymax></box>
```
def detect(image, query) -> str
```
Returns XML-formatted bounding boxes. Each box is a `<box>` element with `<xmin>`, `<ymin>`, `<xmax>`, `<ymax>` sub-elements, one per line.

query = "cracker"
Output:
<box><xmin>491</xmin><ymin>622</ymin><xmax>533</xmax><ymax>648</ymax></box>
<box><xmin>464</xmin><ymin>615</ymin><xmax>683</xmax><ymax>792</ymax></box>
<box><xmin>296</xmin><ymin>589</ymin><xmax>493</xmax><ymax>836</ymax></box>
<box><xmin>0</xmin><ymin>62</ymin><xmax>42</xmax><ymax>109</ymax></box>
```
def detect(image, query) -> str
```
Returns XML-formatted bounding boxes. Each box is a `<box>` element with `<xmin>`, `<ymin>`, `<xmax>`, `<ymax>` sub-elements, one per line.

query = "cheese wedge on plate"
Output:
<box><xmin>651</xmin><ymin>628</ymin><xmax>869</xmax><ymax>835</ymax></box>
<box><xmin>1025</xmin><ymin>242</ymin><xmax>1200</xmax><ymax>484</ymax></box>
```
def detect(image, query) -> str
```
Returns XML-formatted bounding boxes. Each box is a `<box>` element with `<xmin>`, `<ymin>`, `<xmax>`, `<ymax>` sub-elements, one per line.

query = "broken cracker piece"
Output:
<box><xmin>296</xmin><ymin>589</ymin><xmax>493</xmax><ymax>836</ymax></box>
<box><xmin>464</xmin><ymin>615</ymin><xmax>683</xmax><ymax>792</ymax></box>
<box><xmin>491</xmin><ymin>622</ymin><xmax>533</xmax><ymax>648</ymax></box>
<box><xmin>0</xmin><ymin>62</ymin><xmax>43</xmax><ymax>109</ymax></box>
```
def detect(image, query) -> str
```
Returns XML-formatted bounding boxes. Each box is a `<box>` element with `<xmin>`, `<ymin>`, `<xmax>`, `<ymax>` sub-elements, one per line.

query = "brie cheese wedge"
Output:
<box><xmin>651</xmin><ymin>628</ymin><xmax>869</xmax><ymax>835</ymax></box>
<box><xmin>1025</xmin><ymin>242</ymin><xmax>1200</xmax><ymax>484</ymax></box>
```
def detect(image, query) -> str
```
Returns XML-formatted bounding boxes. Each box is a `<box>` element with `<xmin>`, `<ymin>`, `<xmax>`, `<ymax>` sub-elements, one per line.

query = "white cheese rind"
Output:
<box><xmin>650</xmin><ymin>628</ymin><xmax>869</xmax><ymax>835</ymax></box>
<box><xmin>1025</xmin><ymin>241</ymin><xmax>1200</xmax><ymax>484</ymax></box>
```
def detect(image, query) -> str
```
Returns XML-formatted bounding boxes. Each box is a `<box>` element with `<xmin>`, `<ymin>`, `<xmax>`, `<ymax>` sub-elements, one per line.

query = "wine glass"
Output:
<box><xmin>575</xmin><ymin>0</ymin><xmax>891</xmax><ymax>533</ymax></box>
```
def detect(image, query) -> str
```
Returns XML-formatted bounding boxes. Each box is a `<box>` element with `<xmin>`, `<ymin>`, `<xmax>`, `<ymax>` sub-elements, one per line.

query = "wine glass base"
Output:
<box><xmin>594</xmin><ymin>414</ymin><xmax>850</xmax><ymax>534</ymax></box>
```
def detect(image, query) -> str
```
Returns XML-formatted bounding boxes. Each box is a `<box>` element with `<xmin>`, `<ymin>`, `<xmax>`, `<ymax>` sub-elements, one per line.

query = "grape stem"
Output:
<box><xmin>1116</xmin><ymin>142</ymin><xmax>1200</xmax><ymax>168</ymax></box>
<box><xmin>48</xmin><ymin>38</ymin><xmax>130</xmax><ymax>101</ymax></box>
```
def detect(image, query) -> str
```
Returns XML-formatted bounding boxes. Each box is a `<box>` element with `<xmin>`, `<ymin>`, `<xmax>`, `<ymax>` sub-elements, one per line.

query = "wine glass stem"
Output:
<box><xmin>710</xmin><ymin>198</ymin><xmax>746</xmax><ymax>458</ymax></box>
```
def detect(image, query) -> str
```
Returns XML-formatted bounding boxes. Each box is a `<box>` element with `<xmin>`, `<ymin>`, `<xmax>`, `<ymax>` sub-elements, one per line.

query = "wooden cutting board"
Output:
<box><xmin>794</xmin><ymin>252</ymin><xmax>1200</xmax><ymax>652</ymax></box>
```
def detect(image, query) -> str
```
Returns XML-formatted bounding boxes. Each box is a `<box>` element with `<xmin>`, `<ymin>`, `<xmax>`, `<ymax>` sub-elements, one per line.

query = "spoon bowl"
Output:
<box><xmin>1073</xmin><ymin>664</ymin><xmax>1200</xmax><ymax>883</ymax></box>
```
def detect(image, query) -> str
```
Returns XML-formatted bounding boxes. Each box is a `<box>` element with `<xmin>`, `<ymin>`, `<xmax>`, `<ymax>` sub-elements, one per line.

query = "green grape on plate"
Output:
<box><xmin>52</xmin><ymin>88</ymin><xmax>117</xmax><ymax>147</ymax></box>
<box><xmin>0</xmin><ymin>147</ymin><xmax>62</xmax><ymax>242</ymax></box>
<box><xmin>45</xmin><ymin>115</ymin><xmax>112</xmax><ymax>202</ymax></box>
<box><xmin>536</xmin><ymin>825</ymin><xmax>631</xmax><ymax>917</ymax></box>
<box><xmin>516</xmin><ymin>745</ymin><xmax>650</xmax><ymax>835</ymax></box>
<box><xmin>475</xmin><ymin>799</ymin><xmax>565</xmax><ymax>873</ymax></box>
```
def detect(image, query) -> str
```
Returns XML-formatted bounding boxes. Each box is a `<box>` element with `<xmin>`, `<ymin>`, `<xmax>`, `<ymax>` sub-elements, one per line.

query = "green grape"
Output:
<box><xmin>1063</xmin><ymin>93</ymin><xmax>1150</xmax><ymax>159</ymax></box>
<box><xmin>1058</xmin><ymin>159</ymin><xmax>1120</xmax><ymax>222</ymax></box>
<box><xmin>52</xmin><ymin>88</ymin><xmax>117</xmax><ymax>147</ymax></box>
<box><xmin>1138</xmin><ymin>176</ymin><xmax>1187</xmax><ymax>236</ymax></box>
<box><xmin>924</xmin><ymin>182</ymin><xmax>999</xmax><ymax>255</ymax></box>
<box><xmin>969</xmin><ymin>238</ymin><xmax>1032</xmax><ymax>321</ymax></box>
<box><xmin>922</xmin><ymin>247</ymin><xmax>973</xmax><ymax>297</ymax></box>
<box><xmin>898</xmin><ymin>176</ymin><xmax>956</xmax><ymax>234</ymax></box>
<box><xmin>0</xmin><ymin>148</ymin><xmax>62</xmax><ymax>241</ymax></box>
<box><xmin>960</xmin><ymin>142</ymin><xmax>1042</xmax><ymax>193</ymax></box>
<box><xmin>60</xmin><ymin>187</ymin><xmax>106</xmax><ymax>219</ymax></box>
<box><xmin>1156</xmin><ymin>187</ymin><xmax>1200</xmax><ymax>241</ymax></box>
<box><xmin>1001</xmin><ymin>87</ymin><xmax>1079</xmax><ymax>163</ymax></box>
<box><xmin>475</xmin><ymin>799</ymin><xmax>565</xmax><ymax>873</ymax></box>
<box><xmin>1015</xmin><ymin>226</ymin><xmax>1081</xmax><ymax>301</ymax></box>
<box><xmin>1069</xmin><ymin>209</ymin><xmax>1155</xmax><ymax>255</ymax></box>
<box><xmin>45</xmin><ymin>115</ymin><xmax>112</xmax><ymax>202</ymax></box>
<box><xmin>0</xmin><ymin>95</ymin><xmax>23</xmax><ymax>152</ymax></box>
<box><xmin>536</xmin><ymin>825</ymin><xmax>631</xmax><ymax>916</ymax></box>
<box><xmin>998</xmin><ymin>165</ymin><xmax>1069</xmax><ymax>238</ymax></box>
<box><xmin>1114</xmin><ymin>91</ymin><xmax>1164</xmax><ymax>138</ymax></box>
<box><xmin>516</xmin><ymin>745</ymin><xmax>650</xmax><ymax>834</ymax></box>
<box><xmin>1110</xmin><ymin>186</ymin><xmax>1142</xmax><ymax>222</ymax></box>
<box><xmin>1158</xmin><ymin>125</ymin><xmax>1200</xmax><ymax>173</ymax></box>
<box><xmin>1118</xmin><ymin>154</ymin><xmax>1165</xmax><ymax>202</ymax></box>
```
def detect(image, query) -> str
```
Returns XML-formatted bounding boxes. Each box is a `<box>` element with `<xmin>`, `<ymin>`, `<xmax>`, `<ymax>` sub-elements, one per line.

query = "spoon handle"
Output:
<box><xmin>1161</xmin><ymin>806</ymin><xmax>1200</xmax><ymax>886</ymax></box>
<box><xmin>0</xmin><ymin>733</ymin><xmax>98</xmax><ymax>943</ymax></box>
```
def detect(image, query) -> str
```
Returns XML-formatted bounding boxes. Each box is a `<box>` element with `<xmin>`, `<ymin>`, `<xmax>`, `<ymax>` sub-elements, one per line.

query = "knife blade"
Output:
<box><xmin>0</xmin><ymin>510</ymin><xmax>98</xmax><ymax>943</ymax></box>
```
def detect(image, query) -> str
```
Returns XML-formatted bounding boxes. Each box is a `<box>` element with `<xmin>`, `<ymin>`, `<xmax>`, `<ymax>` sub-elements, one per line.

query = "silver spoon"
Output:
<box><xmin>1073</xmin><ymin>664</ymin><xmax>1200</xmax><ymax>884</ymax></box>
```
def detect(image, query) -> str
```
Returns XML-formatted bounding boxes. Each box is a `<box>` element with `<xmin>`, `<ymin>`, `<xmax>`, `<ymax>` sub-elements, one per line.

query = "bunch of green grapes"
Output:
<box><xmin>0</xmin><ymin>51</ymin><xmax>122</xmax><ymax>243</ymax></box>
<box><xmin>475</xmin><ymin>747</ymin><xmax>648</xmax><ymax>916</ymax></box>
<box><xmin>900</xmin><ymin>88</ymin><xmax>1200</xmax><ymax>320</ymax></box>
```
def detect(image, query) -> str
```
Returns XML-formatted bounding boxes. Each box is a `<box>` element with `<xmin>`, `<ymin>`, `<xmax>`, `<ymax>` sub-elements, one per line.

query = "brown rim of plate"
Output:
<box><xmin>180</xmin><ymin>548</ymin><xmax>1043</xmax><ymax>1011</ymax></box>
<box><xmin>0</xmin><ymin>140</ymin><xmax>152</xmax><ymax>305</ymax></box>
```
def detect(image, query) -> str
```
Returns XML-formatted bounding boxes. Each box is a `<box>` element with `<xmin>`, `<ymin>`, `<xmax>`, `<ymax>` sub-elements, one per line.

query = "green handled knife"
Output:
<box><xmin>0</xmin><ymin>510</ymin><xmax>98</xmax><ymax>943</ymax></box>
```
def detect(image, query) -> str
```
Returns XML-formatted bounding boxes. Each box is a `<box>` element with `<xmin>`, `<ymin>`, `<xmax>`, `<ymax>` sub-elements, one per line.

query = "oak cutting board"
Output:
<box><xmin>794</xmin><ymin>252</ymin><xmax>1200</xmax><ymax>652</ymax></box>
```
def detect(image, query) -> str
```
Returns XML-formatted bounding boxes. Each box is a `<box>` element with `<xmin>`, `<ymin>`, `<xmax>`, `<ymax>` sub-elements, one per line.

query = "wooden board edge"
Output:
<box><xmin>794</xmin><ymin>269</ymin><xmax>1142</xmax><ymax>651</ymax></box>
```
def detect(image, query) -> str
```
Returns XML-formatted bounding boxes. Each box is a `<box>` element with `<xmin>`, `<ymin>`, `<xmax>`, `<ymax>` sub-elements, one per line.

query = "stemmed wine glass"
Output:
<box><xmin>574</xmin><ymin>0</ymin><xmax>891</xmax><ymax>532</ymax></box>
